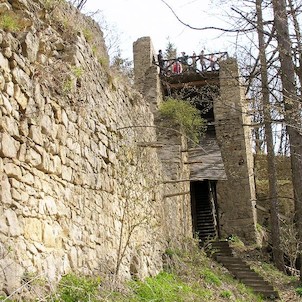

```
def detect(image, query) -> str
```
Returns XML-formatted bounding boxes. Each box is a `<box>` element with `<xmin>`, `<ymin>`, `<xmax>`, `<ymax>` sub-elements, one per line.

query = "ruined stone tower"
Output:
<box><xmin>133</xmin><ymin>37</ymin><xmax>257</xmax><ymax>244</ymax></box>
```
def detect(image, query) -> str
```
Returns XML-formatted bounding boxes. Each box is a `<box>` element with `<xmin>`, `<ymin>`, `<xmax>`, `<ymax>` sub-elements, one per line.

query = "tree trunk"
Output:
<box><xmin>272</xmin><ymin>0</ymin><xmax>302</xmax><ymax>280</ymax></box>
<box><xmin>256</xmin><ymin>0</ymin><xmax>284</xmax><ymax>271</ymax></box>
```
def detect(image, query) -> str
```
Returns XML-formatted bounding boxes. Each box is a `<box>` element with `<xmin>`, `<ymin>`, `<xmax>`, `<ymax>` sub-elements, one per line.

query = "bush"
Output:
<box><xmin>159</xmin><ymin>98</ymin><xmax>205</xmax><ymax>144</ymax></box>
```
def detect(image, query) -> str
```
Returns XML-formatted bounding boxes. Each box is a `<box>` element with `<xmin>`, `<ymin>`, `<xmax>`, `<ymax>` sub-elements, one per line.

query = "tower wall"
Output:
<box><xmin>214</xmin><ymin>58</ymin><xmax>257</xmax><ymax>243</ymax></box>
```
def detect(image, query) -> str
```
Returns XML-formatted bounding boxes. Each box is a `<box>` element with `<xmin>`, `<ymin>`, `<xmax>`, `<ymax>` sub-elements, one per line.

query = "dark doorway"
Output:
<box><xmin>190</xmin><ymin>180</ymin><xmax>220</xmax><ymax>243</ymax></box>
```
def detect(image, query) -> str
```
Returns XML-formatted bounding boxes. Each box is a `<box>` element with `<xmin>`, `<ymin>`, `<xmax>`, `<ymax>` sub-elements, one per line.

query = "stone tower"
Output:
<box><xmin>133</xmin><ymin>37</ymin><xmax>257</xmax><ymax>244</ymax></box>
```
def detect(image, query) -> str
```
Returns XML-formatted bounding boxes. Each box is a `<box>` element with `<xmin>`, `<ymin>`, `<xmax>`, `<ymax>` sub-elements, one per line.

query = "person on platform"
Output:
<box><xmin>199</xmin><ymin>50</ymin><xmax>206</xmax><ymax>71</ymax></box>
<box><xmin>172</xmin><ymin>60</ymin><xmax>182</xmax><ymax>74</ymax></box>
<box><xmin>192</xmin><ymin>51</ymin><xmax>197</xmax><ymax>70</ymax></box>
<box><xmin>180</xmin><ymin>52</ymin><xmax>189</xmax><ymax>71</ymax></box>
<box><xmin>210</xmin><ymin>54</ymin><xmax>217</xmax><ymax>71</ymax></box>
<box><xmin>157</xmin><ymin>49</ymin><xmax>164</xmax><ymax>73</ymax></box>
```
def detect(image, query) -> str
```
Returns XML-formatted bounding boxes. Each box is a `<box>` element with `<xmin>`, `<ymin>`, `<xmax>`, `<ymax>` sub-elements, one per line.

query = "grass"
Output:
<box><xmin>2</xmin><ymin>241</ymin><xmax>301</xmax><ymax>301</ymax></box>
<box><xmin>50</xmin><ymin>274</ymin><xmax>101</xmax><ymax>302</ymax></box>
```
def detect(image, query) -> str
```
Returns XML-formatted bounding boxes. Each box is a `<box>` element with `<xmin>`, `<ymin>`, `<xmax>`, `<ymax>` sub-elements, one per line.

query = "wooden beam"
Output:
<box><xmin>164</xmin><ymin>78</ymin><xmax>219</xmax><ymax>89</ymax></box>
<box><xmin>137</xmin><ymin>142</ymin><xmax>163</xmax><ymax>148</ymax></box>
<box><xmin>163</xmin><ymin>179</ymin><xmax>191</xmax><ymax>184</ymax></box>
<box><xmin>164</xmin><ymin>191</ymin><xmax>190</xmax><ymax>198</ymax></box>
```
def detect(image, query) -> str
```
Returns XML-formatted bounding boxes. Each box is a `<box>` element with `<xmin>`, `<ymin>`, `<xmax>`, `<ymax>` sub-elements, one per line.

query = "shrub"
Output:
<box><xmin>159</xmin><ymin>98</ymin><xmax>205</xmax><ymax>144</ymax></box>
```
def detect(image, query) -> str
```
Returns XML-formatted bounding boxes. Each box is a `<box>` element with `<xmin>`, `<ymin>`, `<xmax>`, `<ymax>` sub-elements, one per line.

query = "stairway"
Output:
<box><xmin>205</xmin><ymin>240</ymin><xmax>279</xmax><ymax>299</ymax></box>
<box><xmin>195</xmin><ymin>185</ymin><xmax>216</xmax><ymax>242</ymax></box>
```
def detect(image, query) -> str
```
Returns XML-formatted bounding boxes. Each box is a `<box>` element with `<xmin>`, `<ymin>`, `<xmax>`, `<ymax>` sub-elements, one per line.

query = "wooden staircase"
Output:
<box><xmin>205</xmin><ymin>240</ymin><xmax>279</xmax><ymax>300</ymax></box>
<box><xmin>195</xmin><ymin>185</ymin><xmax>216</xmax><ymax>242</ymax></box>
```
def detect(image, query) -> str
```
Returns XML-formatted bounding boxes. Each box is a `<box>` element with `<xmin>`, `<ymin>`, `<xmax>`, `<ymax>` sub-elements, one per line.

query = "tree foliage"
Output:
<box><xmin>159</xmin><ymin>98</ymin><xmax>206</xmax><ymax>143</ymax></box>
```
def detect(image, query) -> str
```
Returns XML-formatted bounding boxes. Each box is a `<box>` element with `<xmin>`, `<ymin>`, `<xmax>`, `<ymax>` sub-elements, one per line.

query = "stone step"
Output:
<box><xmin>221</xmin><ymin>262</ymin><xmax>250</xmax><ymax>269</ymax></box>
<box><xmin>232</xmin><ymin>271</ymin><xmax>263</xmax><ymax>279</ymax></box>
<box><xmin>205</xmin><ymin>240</ymin><xmax>279</xmax><ymax>299</ymax></box>
<box><xmin>242</xmin><ymin>279</ymin><xmax>271</xmax><ymax>286</ymax></box>
<box><xmin>206</xmin><ymin>240</ymin><xmax>229</xmax><ymax>247</ymax></box>
<box><xmin>247</xmin><ymin>284</ymin><xmax>275</xmax><ymax>291</ymax></box>
<box><xmin>216</xmin><ymin>255</ymin><xmax>242</xmax><ymax>261</ymax></box>
<box><xmin>212</xmin><ymin>249</ymin><xmax>233</xmax><ymax>255</ymax></box>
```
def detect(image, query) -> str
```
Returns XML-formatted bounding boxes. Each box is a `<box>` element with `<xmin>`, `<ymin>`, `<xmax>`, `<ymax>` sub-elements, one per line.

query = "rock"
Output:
<box><xmin>11</xmin><ymin>0</ymin><xmax>29</xmax><ymax>10</ymax></box>
<box><xmin>12</xmin><ymin>67</ymin><xmax>31</xmax><ymax>96</ymax></box>
<box><xmin>0</xmin><ymin>175</ymin><xmax>12</xmax><ymax>205</ymax></box>
<box><xmin>61</xmin><ymin>165</ymin><xmax>72</xmax><ymax>181</ymax></box>
<box><xmin>0</xmin><ymin>259</ymin><xmax>24</xmax><ymax>295</ymax></box>
<box><xmin>0</xmin><ymin>52</ymin><xmax>10</xmax><ymax>73</ymax></box>
<box><xmin>0</xmin><ymin>3</ymin><xmax>11</xmax><ymax>14</ymax></box>
<box><xmin>3</xmin><ymin>162</ymin><xmax>22</xmax><ymax>179</ymax></box>
<box><xmin>14</xmin><ymin>85</ymin><xmax>28</xmax><ymax>110</ymax></box>
<box><xmin>22</xmin><ymin>32</ymin><xmax>39</xmax><ymax>63</ymax></box>
<box><xmin>29</xmin><ymin>125</ymin><xmax>43</xmax><ymax>146</ymax></box>
<box><xmin>24</xmin><ymin>218</ymin><xmax>42</xmax><ymax>241</ymax></box>
<box><xmin>4</xmin><ymin>209</ymin><xmax>22</xmax><ymax>236</ymax></box>
<box><xmin>25</xmin><ymin>148</ymin><xmax>42</xmax><ymax>167</ymax></box>
<box><xmin>0</xmin><ymin>132</ymin><xmax>18</xmax><ymax>158</ymax></box>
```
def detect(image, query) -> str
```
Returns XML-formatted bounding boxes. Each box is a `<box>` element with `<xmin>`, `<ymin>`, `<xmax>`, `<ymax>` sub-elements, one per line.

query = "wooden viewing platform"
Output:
<box><xmin>154</xmin><ymin>52</ymin><xmax>228</xmax><ymax>91</ymax></box>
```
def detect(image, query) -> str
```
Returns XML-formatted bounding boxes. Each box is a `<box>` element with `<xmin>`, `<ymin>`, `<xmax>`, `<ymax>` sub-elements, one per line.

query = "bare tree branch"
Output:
<box><xmin>160</xmin><ymin>0</ymin><xmax>255</xmax><ymax>33</ymax></box>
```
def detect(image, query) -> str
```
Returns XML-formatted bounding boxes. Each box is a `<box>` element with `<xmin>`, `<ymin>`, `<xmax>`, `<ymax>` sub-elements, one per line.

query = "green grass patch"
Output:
<box><xmin>220</xmin><ymin>289</ymin><xmax>232</xmax><ymax>299</ymax></box>
<box><xmin>201</xmin><ymin>268</ymin><xmax>222</xmax><ymax>286</ymax></box>
<box><xmin>128</xmin><ymin>271</ymin><xmax>212</xmax><ymax>302</ymax></box>
<box><xmin>51</xmin><ymin>273</ymin><xmax>101</xmax><ymax>302</ymax></box>
<box><xmin>296</xmin><ymin>287</ymin><xmax>302</xmax><ymax>296</ymax></box>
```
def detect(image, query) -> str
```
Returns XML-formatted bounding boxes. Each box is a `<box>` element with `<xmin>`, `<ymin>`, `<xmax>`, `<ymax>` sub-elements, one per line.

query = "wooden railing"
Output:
<box><xmin>154</xmin><ymin>52</ymin><xmax>228</xmax><ymax>77</ymax></box>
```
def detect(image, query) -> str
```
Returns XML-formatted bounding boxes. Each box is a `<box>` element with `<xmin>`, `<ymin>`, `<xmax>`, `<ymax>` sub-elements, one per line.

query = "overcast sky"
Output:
<box><xmin>83</xmin><ymin>0</ymin><xmax>236</xmax><ymax>60</ymax></box>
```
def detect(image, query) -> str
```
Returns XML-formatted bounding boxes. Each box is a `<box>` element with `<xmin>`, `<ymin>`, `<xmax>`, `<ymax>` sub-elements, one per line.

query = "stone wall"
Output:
<box><xmin>133</xmin><ymin>37</ymin><xmax>192</xmax><ymax>245</ymax></box>
<box><xmin>0</xmin><ymin>0</ymin><xmax>192</xmax><ymax>296</ymax></box>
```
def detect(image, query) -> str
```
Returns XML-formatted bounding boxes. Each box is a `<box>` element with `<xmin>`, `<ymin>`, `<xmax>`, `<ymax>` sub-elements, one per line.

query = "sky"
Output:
<box><xmin>83</xmin><ymin>0</ymin><xmax>236</xmax><ymax>61</ymax></box>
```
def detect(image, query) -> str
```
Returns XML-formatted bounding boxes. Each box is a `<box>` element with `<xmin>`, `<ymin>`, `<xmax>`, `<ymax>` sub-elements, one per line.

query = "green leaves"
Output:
<box><xmin>159</xmin><ymin>98</ymin><xmax>205</xmax><ymax>144</ymax></box>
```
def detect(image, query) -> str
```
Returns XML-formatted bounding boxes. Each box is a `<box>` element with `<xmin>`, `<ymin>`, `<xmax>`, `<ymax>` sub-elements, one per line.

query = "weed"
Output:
<box><xmin>51</xmin><ymin>273</ymin><xmax>101</xmax><ymax>302</ymax></box>
<box><xmin>201</xmin><ymin>268</ymin><xmax>222</xmax><ymax>286</ymax></box>
<box><xmin>98</xmin><ymin>56</ymin><xmax>109</xmax><ymax>68</ymax></box>
<box><xmin>0</xmin><ymin>12</ymin><xmax>21</xmax><ymax>32</ymax></box>
<box><xmin>71</xmin><ymin>66</ymin><xmax>84</xmax><ymax>78</ymax></box>
<box><xmin>83</xmin><ymin>28</ymin><xmax>93</xmax><ymax>42</ymax></box>
<box><xmin>92</xmin><ymin>45</ymin><xmax>97</xmax><ymax>56</ymax></box>
<box><xmin>296</xmin><ymin>287</ymin><xmax>302</xmax><ymax>296</ymax></box>
<box><xmin>220</xmin><ymin>289</ymin><xmax>232</xmax><ymax>299</ymax></box>
<box><xmin>62</xmin><ymin>79</ymin><xmax>73</xmax><ymax>94</ymax></box>
<box><xmin>128</xmin><ymin>271</ymin><xmax>207</xmax><ymax>302</ymax></box>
